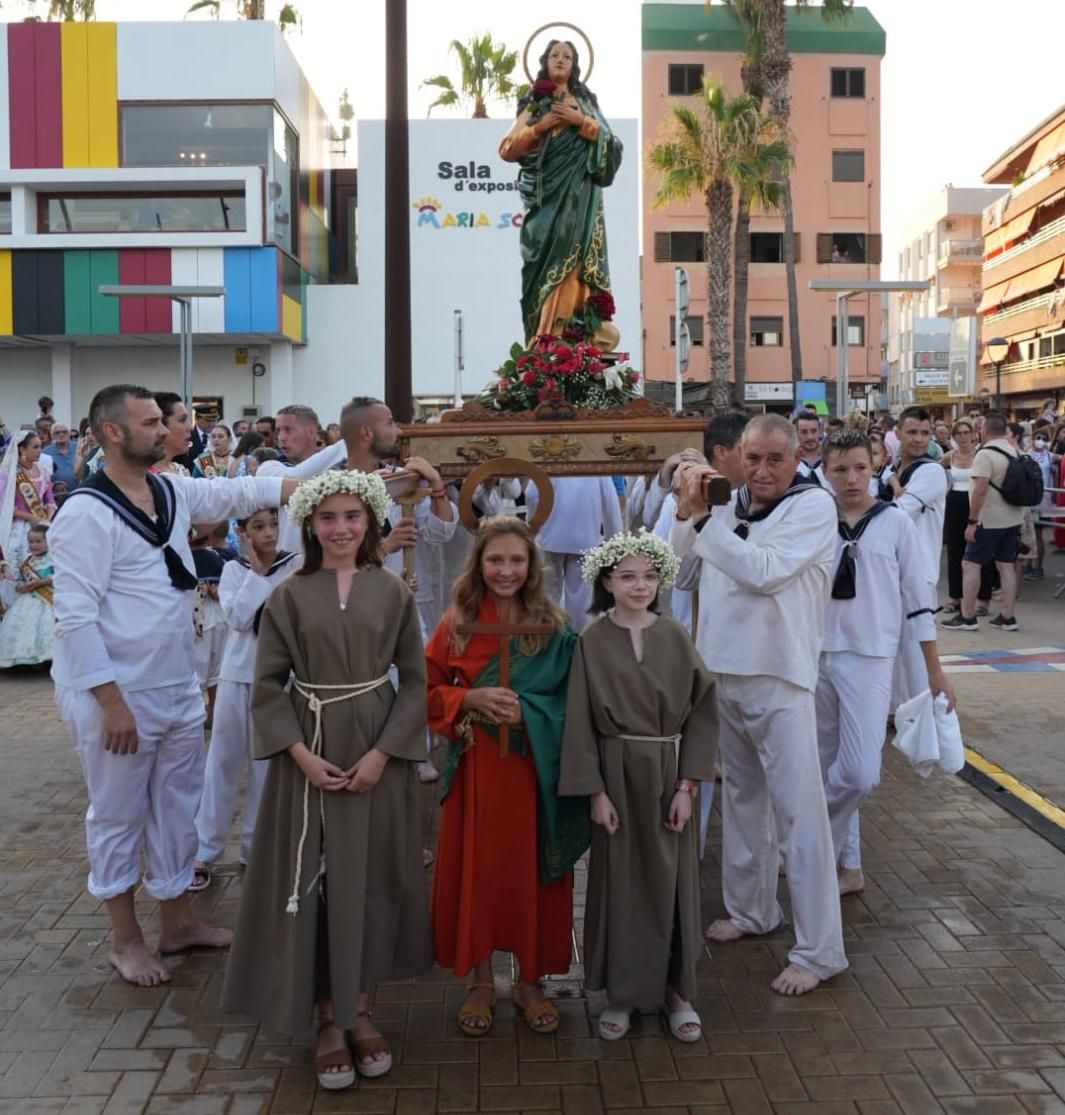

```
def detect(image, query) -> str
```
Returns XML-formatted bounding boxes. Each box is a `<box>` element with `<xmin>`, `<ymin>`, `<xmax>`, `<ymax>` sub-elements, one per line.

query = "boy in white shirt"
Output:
<box><xmin>818</xmin><ymin>430</ymin><xmax>956</xmax><ymax>896</ymax></box>
<box><xmin>191</xmin><ymin>508</ymin><xmax>300</xmax><ymax>889</ymax></box>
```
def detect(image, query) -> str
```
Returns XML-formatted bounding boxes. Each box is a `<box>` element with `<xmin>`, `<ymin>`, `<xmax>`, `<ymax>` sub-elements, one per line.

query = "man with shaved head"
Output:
<box><xmin>671</xmin><ymin>413</ymin><xmax>847</xmax><ymax>998</ymax></box>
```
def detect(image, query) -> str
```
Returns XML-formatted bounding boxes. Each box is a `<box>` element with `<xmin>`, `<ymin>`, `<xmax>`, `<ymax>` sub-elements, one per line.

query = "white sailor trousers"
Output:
<box><xmin>57</xmin><ymin>678</ymin><xmax>205</xmax><ymax>901</ymax></box>
<box><xmin>195</xmin><ymin>680</ymin><xmax>266</xmax><ymax>865</ymax></box>
<box><xmin>543</xmin><ymin>551</ymin><xmax>593</xmax><ymax>631</ymax></box>
<box><xmin>714</xmin><ymin>673</ymin><xmax>848</xmax><ymax>981</ymax></box>
<box><xmin>816</xmin><ymin>651</ymin><xmax>893</xmax><ymax>869</ymax></box>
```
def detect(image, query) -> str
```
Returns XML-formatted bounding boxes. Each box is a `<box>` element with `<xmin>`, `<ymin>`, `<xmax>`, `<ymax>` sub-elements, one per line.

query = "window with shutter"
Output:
<box><xmin>750</xmin><ymin>316</ymin><xmax>784</xmax><ymax>346</ymax></box>
<box><xmin>654</xmin><ymin>231</ymin><xmax>671</xmax><ymax>263</ymax></box>
<box><xmin>669</xmin><ymin>314</ymin><xmax>704</xmax><ymax>345</ymax></box>
<box><xmin>816</xmin><ymin>233</ymin><xmax>833</xmax><ymax>264</ymax></box>
<box><xmin>867</xmin><ymin>234</ymin><xmax>882</xmax><ymax>265</ymax></box>
<box><xmin>832</xmin><ymin>150</ymin><xmax>864</xmax><ymax>182</ymax></box>
<box><xmin>666</xmin><ymin>231</ymin><xmax>706</xmax><ymax>262</ymax></box>
<box><xmin>749</xmin><ymin>232</ymin><xmax>784</xmax><ymax>263</ymax></box>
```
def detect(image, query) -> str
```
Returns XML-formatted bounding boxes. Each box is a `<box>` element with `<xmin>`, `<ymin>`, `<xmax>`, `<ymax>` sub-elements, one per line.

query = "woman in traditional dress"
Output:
<box><xmin>500</xmin><ymin>39</ymin><xmax>622</xmax><ymax>343</ymax></box>
<box><xmin>0</xmin><ymin>524</ymin><xmax>54</xmax><ymax>668</ymax></box>
<box><xmin>193</xmin><ymin>422</ymin><xmax>234</xmax><ymax>479</ymax></box>
<box><xmin>560</xmin><ymin>531</ymin><xmax>718</xmax><ymax>1042</ymax></box>
<box><xmin>222</xmin><ymin>470</ymin><xmax>431</xmax><ymax>1091</ymax></box>
<box><xmin>426</xmin><ymin>516</ymin><xmax>586</xmax><ymax>1037</ymax></box>
<box><xmin>0</xmin><ymin>430</ymin><xmax>56</xmax><ymax>612</ymax></box>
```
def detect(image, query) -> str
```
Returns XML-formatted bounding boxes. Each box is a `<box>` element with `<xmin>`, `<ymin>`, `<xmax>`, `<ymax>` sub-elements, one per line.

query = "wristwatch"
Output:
<box><xmin>967</xmin><ymin>518</ymin><xmax>979</xmax><ymax>525</ymax></box>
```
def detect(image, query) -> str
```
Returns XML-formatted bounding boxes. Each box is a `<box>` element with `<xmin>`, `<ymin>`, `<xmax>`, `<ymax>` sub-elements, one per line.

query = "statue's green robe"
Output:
<box><xmin>500</xmin><ymin>96</ymin><xmax>623</xmax><ymax>341</ymax></box>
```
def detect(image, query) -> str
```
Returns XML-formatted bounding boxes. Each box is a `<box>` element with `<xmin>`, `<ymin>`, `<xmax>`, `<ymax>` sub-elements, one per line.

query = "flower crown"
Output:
<box><xmin>287</xmin><ymin>470</ymin><xmax>391</xmax><ymax>529</ymax></box>
<box><xmin>580</xmin><ymin>529</ymin><xmax>680</xmax><ymax>589</ymax></box>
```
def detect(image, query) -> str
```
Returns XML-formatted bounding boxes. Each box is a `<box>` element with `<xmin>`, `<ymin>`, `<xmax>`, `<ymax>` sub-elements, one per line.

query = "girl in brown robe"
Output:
<box><xmin>222</xmin><ymin>472</ymin><xmax>431</xmax><ymax>1090</ymax></box>
<box><xmin>560</xmin><ymin>531</ymin><xmax>718</xmax><ymax>1043</ymax></box>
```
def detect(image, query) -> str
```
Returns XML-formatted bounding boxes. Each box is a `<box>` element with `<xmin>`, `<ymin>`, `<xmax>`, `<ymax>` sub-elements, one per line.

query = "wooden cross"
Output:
<box><xmin>454</xmin><ymin>599</ymin><xmax>554</xmax><ymax>757</ymax></box>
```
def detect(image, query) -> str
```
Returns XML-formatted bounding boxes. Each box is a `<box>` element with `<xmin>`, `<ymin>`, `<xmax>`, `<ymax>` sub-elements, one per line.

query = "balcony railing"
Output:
<box><xmin>988</xmin><ymin>353</ymin><xmax>1065</xmax><ymax>378</ymax></box>
<box><xmin>938</xmin><ymin>239</ymin><xmax>983</xmax><ymax>265</ymax></box>
<box><xmin>983</xmin><ymin>212</ymin><xmax>1065</xmax><ymax>272</ymax></box>
<box><xmin>983</xmin><ymin>288</ymin><xmax>1064</xmax><ymax>325</ymax></box>
<box><xmin>936</xmin><ymin>286</ymin><xmax>979</xmax><ymax>311</ymax></box>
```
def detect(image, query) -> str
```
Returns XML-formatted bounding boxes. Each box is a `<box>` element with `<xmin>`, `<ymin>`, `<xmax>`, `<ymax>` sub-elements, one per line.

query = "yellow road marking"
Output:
<box><xmin>964</xmin><ymin>746</ymin><xmax>1065</xmax><ymax>829</ymax></box>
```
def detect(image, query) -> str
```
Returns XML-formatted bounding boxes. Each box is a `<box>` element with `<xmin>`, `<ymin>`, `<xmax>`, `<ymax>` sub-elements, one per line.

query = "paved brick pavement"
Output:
<box><xmin>4</xmin><ymin>621</ymin><xmax>1065</xmax><ymax>1114</ymax></box>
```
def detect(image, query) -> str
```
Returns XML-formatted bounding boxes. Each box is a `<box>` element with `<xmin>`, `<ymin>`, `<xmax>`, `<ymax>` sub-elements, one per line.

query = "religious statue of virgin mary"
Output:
<box><xmin>500</xmin><ymin>36</ymin><xmax>623</xmax><ymax>345</ymax></box>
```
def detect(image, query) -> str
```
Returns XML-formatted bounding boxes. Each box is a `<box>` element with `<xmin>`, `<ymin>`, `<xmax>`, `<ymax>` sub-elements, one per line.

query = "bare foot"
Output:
<box><xmin>317</xmin><ymin>1021</ymin><xmax>352</xmax><ymax>1077</ymax></box>
<box><xmin>704</xmin><ymin>918</ymin><xmax>745</xmax><ymax>943</ymax></box>
<box><xmin>110</xmin><ymin>940</ymin><xmax>171</xmax><ymax>987</ymax></box>
<box><xmin>157</xmin><ymin>920</ymin><xmax>233</xmax><ymax>955</ymax></box>
<box><xmin>351</xmin><ymin>1012</ymin><xmax>390</xmax><ymax>1069</ymax></box>
<box><xmin>770</xmin><ymin>963</ymin><xmax>820</xmax><ymax>997</ymax></box>
<box><xmin>838</xmin><ymin>867</ymin><xmax>865</xmax><ymax>896</ymax></box>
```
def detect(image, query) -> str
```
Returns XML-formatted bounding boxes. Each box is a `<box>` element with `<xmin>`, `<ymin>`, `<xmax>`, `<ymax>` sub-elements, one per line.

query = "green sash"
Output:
<box><xmin>439</xmin><ymin>627</ymin><xmax>589</xmax><ymax>883</ymax></box>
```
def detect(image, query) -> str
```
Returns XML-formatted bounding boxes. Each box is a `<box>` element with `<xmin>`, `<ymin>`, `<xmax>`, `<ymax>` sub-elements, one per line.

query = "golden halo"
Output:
<box><xmin>522</xmin><ymin>22</ymin><xmax>594</xmax><ymax>85</ymax></box>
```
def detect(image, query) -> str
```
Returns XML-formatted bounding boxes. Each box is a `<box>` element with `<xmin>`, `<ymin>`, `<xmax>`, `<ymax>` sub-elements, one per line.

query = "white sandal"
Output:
<box><xmin>597</xmin><ymin>1007</ymin><xmax>632</xmax><ymax>1041</ymax></box>
<box><xmin>663</xmin><ymin>1005</ymin><xmax>702</xmax><ymax>1043</ymax></box>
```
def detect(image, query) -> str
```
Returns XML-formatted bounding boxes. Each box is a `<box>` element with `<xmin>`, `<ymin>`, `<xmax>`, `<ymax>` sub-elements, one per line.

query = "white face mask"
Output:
<box><xmin>1034</xmin><ymin>439</ymin><xmax>1048</xmax><ymax>450</ymax></box>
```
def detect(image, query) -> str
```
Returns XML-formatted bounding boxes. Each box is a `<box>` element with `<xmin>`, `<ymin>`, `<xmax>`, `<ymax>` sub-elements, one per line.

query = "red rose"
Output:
<box><xmin>521</xmin><ymin>371</ymin><xmax>536</xmax><ymax>385</ymax></box>
<box><xmin>588</xmin><ymin>290</ymin><xmax>616</xmax><ymax>320</ymax></box>
<box><xmin>562</xmin><ymin>327</ymin><xmax>584</xmax><ymax>343</ymax></box>
<box><xmin>585</xmin><ymin>345</ymin><xmax>602</xmax><ymax>358</ymax></box>
<box><xmin>588</xmin><ymin>360</ymin><xmax>604</xmax><ymax>373</ymax></box>
<box><xmin>532</xmin><ymin>78</ymin><xmax>558</xmax><ymax>99</ymax></box>
<box><xmin>544</xmin><ymin>378</ymin><xmax>558</xmax><ymax>392</ymax></box>
<box><xmin>554</xmin><ymin>344</ymin><xmax>573</xmax><ymax>361</ymax></box>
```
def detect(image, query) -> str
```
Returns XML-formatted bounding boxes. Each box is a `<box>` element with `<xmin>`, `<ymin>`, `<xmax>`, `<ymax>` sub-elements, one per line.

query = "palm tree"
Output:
<box><xmin>649</xmin><ymin>78</ymin><xmax>789</xmax><ymax>411</ymax></box>
<box><xmin>186</xmin><ymin>0</ymin><xmax>300</xmax><ymax>34</ymax></box>
<box><xmin>422</xmin><ymin>34</ymin><xmax>519</xmax><ymax>119</ymax></box>
<box><xmin>720</xmin><ymin>0</ymin><xmax>852</xmax><ymax>394</ymax></box>
<box><xmin>23</xmin><ymin>0</ymin><xmax>96</xmax><ymax>17</ymax></box>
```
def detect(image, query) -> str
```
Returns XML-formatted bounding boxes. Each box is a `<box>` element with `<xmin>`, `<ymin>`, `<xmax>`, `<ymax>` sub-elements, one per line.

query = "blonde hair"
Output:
<box><xmin>450</xmin><ymin>516</ymin><xmax>567</xmax><ymax>655</ymax></box>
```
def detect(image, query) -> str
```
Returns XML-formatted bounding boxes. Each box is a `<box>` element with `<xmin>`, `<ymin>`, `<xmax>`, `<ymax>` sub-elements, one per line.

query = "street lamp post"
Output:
<box><xmin>98</xmin><ymin>285</ymin><xmax>225</xmax><ymax>409</ymax></box>
<box><xmin>984</xmin><ymin>335</ymin><xmax>1010</xmax><ymax>412</ymax></box>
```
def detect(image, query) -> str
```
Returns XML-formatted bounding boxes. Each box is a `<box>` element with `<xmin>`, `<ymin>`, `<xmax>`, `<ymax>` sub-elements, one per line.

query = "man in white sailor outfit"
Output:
<box><xmin>671</xmin><ymin>413</ymin><xmax>847</xmax><ymax>997</ymax></box>
<box><xmin>50</xmin><ymin>385</ymin><xmax>299</xmax><ymax>987</ymax></box>
<box><xmin>889</xmin><ymin>406</ymin><xmax>948</xmax><ymax>707</ymax></box>
<box><xmin>794</xmin><ymin>413</ymin><xmax>826</xmax><ymax>486</ymax></box>
<box><xmin>818</xmin><ymin>429</ymin><xmax>956</xmax><ymax>895</ymax></box>
<box><xmin>529</xmin><ymin>476</ymin><xmax>623</xmax><ymax>630</ymax></box>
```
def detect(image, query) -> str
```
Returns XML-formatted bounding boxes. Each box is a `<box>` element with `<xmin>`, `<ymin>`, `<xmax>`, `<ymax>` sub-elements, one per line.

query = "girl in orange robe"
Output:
<box><xmin>426</xmin><ymin>517</ymin><xmax>585</xmax><ymax>1037</ymax></box>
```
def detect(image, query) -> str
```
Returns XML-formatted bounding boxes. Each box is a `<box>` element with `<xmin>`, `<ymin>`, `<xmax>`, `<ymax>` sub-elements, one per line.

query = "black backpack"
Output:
<box><xmin>980</xmin><ymin>446</ymin><xmax>1044</xmax><ymax>507</ymax></box>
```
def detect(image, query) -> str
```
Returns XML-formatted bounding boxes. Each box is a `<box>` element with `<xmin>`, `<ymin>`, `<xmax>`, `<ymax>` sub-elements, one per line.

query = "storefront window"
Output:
<box><xmin>40</xmin><ymin>192</ymin><xmax>246</xmax><ymax>233</ymax></box>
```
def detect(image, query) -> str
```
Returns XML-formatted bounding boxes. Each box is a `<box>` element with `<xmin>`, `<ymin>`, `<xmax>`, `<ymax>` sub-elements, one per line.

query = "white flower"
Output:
<box><xmin>287</xmin><ymin>470</ymin><xmax>391</xmax><ymax>528</ymax></box>
<box><xmin>580</xmin><ymin>528</ymin><xmax>681</xmax><ymax>589</ymax></box>
<box><xmin>603</xmin><ymin>367</ymin><xmax>623</xmax><ymax>392</ymax></box>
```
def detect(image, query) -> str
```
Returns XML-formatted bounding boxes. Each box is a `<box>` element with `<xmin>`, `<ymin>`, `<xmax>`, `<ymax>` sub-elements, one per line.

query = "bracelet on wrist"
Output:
<box><xmin>675</xmin><ymin>778</ymin><xmax>695</xmax><ymax>795</ymax></box>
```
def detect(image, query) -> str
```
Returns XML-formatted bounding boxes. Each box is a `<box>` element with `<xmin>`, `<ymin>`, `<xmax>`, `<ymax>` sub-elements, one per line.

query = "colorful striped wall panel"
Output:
<box><xmin>0</xmin><ymin>247</ymin><xmax>309</xmax><ymax>339</ymax></box>
<box><xmin>8</xmin><ymin>22</ymin><xmax>117</xmax><ymax>170</ymax></box>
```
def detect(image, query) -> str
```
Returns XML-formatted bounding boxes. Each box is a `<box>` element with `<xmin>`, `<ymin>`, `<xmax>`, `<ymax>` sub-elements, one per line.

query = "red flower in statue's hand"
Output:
<box><xmin>532</xmin><ymin>79</ymin><xmax>559</xmax><ymax>99</ymax></box>
<box><xmin>588</xmin><ymin>290</ymin><xmax>616</xmax><ymax>320</ymax></box>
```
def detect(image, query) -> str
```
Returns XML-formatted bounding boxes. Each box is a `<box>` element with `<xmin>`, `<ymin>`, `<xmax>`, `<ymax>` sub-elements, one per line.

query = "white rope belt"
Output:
<box><xmin>285</xmin><ymin>675</ymin><xmax>391</xmax><ymax>915</ymax></box>
<box><xmin>616</xmin><ymin>732</ymin><xmax>682</xmax><ymax>763</ymax></box>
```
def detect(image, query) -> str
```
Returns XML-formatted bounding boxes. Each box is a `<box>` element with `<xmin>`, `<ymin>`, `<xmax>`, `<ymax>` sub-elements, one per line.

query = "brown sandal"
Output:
<box><xmin>315</xmin><ymin>1022</ymin><xmax>354</xmax><ymax>1091</ymax></box>
<box><xmin>458</xmin><ymin>980</ymin><xmax>496</xmax><ymax>1037</ymax></box>
<box><xmin>512</xmin><ymin>981</ymin><xmax>559</xmax><ymax>1034</ymax></box>
<box><xmin>351</xmin><ymin>1009</ymin><xmax>392</xmax><ymax>1079</ymax></box>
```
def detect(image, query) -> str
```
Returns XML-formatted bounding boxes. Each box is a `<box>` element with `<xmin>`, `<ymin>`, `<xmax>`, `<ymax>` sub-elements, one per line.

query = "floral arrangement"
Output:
<box><xmin>580</xmin><ymin>529</ymin><xmax>681</xmax><ymax>589</ymax></box>
<box><xmin>287</xmin><ymin>470</ymin><xmax>390</xmax><ymax>529</ymax></box>
<box><xmin>526</xmin><ymin>78</ymin><xmax>563</xmax><ymax>123</ymax></box>
<box><xmin>562</xmin><ymin>288</ymin><xmax>616</xmax><ymax>343</ymax></box>
<box><xmin>478</xmin><ymin>335</ymin><xmax>640</xmax><ymax>412</ymax></box>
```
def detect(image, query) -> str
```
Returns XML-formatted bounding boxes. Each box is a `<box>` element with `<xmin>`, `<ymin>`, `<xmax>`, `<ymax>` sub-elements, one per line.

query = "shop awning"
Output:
<box><xmin>977</xmin><ymin>277</ymin><xmax>1012</xmax><ymax>314</ymax></box>
<box><xmin>1026</xmin><ymin>120</ymin><xmax>1065</xmax><ymax>178</ymax></box>
<box><xmin>1005</xmin><ymin>258</ymin><xmax>1064</xmax><ymax>303</ymax></box>
<box><xmin>984</xmin><ymin>208</ymin><xmax>1035</xmax><ymax>256</ymax></box>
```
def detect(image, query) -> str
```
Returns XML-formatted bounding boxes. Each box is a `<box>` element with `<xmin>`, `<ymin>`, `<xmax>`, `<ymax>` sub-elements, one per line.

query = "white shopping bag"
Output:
<box><xmin>933</xmin><ymin>693</ymin><xmax>965</xmax><ymax>774</ymax></box>
<box><xmin>890</xmin><ymin>690</ymin><xmax>939</xmax><ymax>778</ymax></box>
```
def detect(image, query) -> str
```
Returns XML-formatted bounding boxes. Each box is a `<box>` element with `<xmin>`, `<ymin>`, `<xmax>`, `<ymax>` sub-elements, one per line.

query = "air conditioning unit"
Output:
<box><xmin>241</xmin><ymin>405</ymin><xmax>262</xmax><ymax>419</ymax></box>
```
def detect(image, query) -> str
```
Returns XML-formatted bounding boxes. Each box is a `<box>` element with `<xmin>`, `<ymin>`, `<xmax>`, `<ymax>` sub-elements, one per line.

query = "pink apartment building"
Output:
<box><xmin>641</xmin><ymin>4</ymin><xmax>885</xmax><ymax>412</ymax></box>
